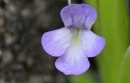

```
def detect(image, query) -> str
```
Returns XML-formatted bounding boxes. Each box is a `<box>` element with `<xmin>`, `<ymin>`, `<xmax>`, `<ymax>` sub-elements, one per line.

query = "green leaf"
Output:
<box><xmin>116</xmin><ymin>46</ymin><xmax>130</xmax><ymax>83</ymax></box>
<box><xmin>68</xmin><ymin>72</ymin><xmax>95</xmax><ymax>83</ymax></box>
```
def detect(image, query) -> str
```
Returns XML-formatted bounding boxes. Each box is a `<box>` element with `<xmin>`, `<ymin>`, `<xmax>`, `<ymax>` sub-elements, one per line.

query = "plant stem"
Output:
<box><xmin>68</xmin><ymin>0</ymin><xmax>71</xmax><ymax>5</ymax></box>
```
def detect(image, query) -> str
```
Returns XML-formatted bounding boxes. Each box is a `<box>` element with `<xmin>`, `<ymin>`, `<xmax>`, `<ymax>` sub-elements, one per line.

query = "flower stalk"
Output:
<box><xmin>68</xmin><ymin>0</ymin><xmax>71</xmax><ymax>5</ymax></box>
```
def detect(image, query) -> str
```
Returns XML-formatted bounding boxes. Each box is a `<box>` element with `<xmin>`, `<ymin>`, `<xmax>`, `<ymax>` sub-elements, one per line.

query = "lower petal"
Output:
<box><xmin>41</xmin><ymin>27</ymin><xmax>72</xmax><ymax>57</ymax></box>
<box><xmin>81</xmin><ymin>30</ymin><xmax>105</xmax><ymax>57</ymax></box>
<box><xmin>55</xmin><ymin>44</ymin><xmax>90</xmax><ymax>75</ymax></box>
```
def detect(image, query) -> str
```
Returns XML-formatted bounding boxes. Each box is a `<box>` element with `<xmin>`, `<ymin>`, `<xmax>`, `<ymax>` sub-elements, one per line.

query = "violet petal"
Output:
<box><xmin>55</xmin><ymin>43</ymin><xmax>90</xmax><ymax>75</ymax></box>
<box><xmin>60</xmin><ymin>4</ymin><xmax>97</xmax><ymax>29</ymax></box>
<box><xmin>81</xmin><ymin>4</ymin><xmax>97</xmax><ymax>29</ymax></box>
<box><xmin>41</xmin><ymin>27</ymin><xmax>72</xmax><ymax>57</ymax></box>
<box><xmin>81</xmin><ymin>30</ymin><xmax>105</xmax><ymax>57</ymax></box>
<box><xmin>60</xmin><ymin>4</ymin><xmax>85</xmax><ymax>27</ymax></box>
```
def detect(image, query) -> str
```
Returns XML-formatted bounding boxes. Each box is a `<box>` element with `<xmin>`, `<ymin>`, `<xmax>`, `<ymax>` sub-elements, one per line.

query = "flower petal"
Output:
<box><xmin>55</xmin><ymin>44</ymin><xmax>90</xmax><ymax>75</ymax></box>
<box><xmin>60</xmin><ymin>4</ymin><xmax>85</xmax><ymax>27</ymax></box>
<box><xmin>41</xmin><ymin>27</ymin><xmax>72</xmax><ymax>57</ymax></box>
<box><xmin>81</xmin><ymin>4</ymin><xmax>97</xmax><ymax>29</ymax></box>
<box><xmin>81</xmin><ymin>30</ymin><xmax>105</xmax><ymax>57</ymax></box>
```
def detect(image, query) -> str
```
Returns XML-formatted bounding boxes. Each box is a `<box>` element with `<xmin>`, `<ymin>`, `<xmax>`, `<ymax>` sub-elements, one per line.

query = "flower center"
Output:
<box><xmin>72</xmin><ymin>28</ymin><xmax>82</xmax><ymax>44</ymax></box>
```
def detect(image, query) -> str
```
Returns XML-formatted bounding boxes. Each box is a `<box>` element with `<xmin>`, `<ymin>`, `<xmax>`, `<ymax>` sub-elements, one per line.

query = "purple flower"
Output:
<box><xmin>41</xmin><ymin>4</ymin><xmax>105</xmax><ymax>75</ymax></box>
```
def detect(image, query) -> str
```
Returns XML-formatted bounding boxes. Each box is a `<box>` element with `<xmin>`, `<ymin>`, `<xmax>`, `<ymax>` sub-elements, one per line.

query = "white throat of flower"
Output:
<box><xmin>72</xmin><ymin>28</ymin><xmax>82</xmax><ymax>45</ymax></box>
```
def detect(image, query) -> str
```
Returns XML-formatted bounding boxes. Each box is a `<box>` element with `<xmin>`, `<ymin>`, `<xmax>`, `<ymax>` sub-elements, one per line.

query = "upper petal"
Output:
<box><xmin>55</xmin><ymin>43</ymin><xmax>90</xmax><ymax>75</ymax></box>
<box><xmin>60</xmin><ymin>4</ymin><xmax>85</xmax><ymax>27</ymax></box>
<box><xmin>41</xmin><ymin>27</ymin><xmax>72</xmax><ymax>57</ymax></box>
<box><xmin>81</xmin><ymin>4</ymin><xmax>97</xmax><ymax>29</ymax></box>
<box><xmin>60</xmin><ymin>4</ymin><xmax>97</xmax><ymax>29</ymax></box>
<box><xmin>81</xmin><ymin>30</ymin><xmax>105</xmax><ymax>57</ymax></box>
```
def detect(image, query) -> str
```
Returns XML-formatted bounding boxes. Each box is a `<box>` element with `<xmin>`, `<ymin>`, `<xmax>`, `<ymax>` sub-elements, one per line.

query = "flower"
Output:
<box><xmin>41</xmin><ymin>4</ymin><xmax>105</xmax><ymax>75</ymax></box>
